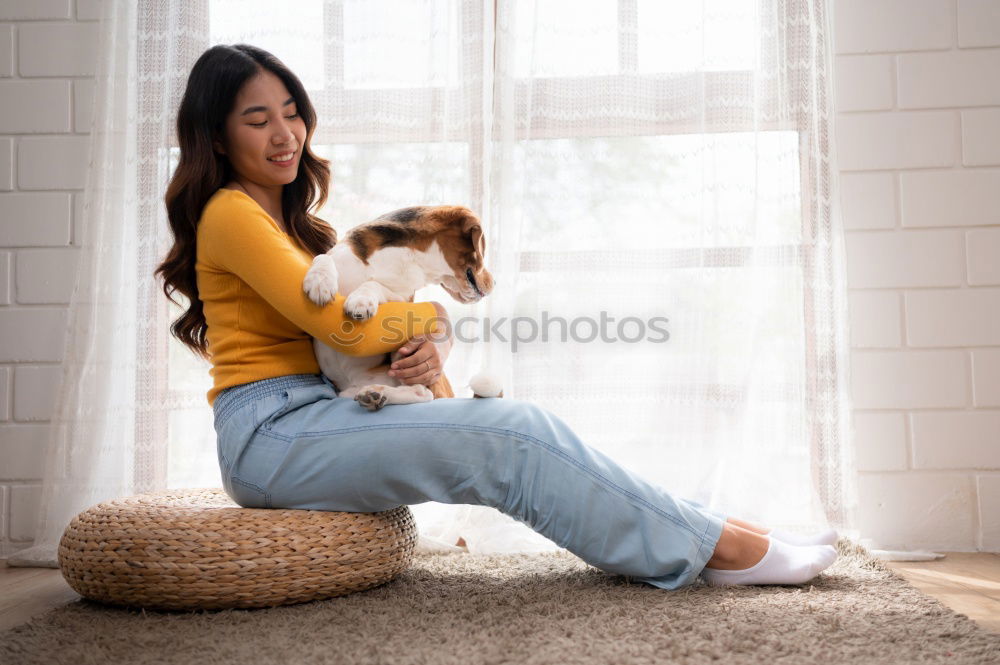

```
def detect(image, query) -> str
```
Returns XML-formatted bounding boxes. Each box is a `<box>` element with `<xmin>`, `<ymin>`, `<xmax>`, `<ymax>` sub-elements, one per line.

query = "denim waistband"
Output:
<box><xmin>213</xmin><ymin>373</ymin><xmax>332</xmax><ymax>430</ymax></box>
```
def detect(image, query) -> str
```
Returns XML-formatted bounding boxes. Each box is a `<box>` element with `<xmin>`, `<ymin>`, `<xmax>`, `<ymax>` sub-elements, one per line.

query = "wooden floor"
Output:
<box><xmin>883</xmin><ymin>552</ymin><xmax>1000</xmax><ymax>634</ymax></box>
<box><xmin>1</xmin><ymin>553</ymin><xmax>998</xmax><ymax>634</ymax></box>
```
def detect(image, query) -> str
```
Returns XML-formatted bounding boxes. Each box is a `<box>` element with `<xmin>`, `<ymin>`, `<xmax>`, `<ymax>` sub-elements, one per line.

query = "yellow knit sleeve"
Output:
<box><xmin>198</xmin><ymin>194</ymin><xmax>442</xmax><ymax>356</ymax></box>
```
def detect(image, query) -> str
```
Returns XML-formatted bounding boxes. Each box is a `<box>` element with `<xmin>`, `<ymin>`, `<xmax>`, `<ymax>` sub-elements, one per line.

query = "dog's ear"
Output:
<box><xmin>460</xmin><ymin>210</ymin><xmax>485</xmax><ymax>261</ymax></box>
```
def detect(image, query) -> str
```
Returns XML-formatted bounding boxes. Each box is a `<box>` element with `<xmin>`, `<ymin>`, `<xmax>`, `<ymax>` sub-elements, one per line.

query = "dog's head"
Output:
<box><xmin>349</xmin><ymin>205</ymin><xmax>494</xmax><ymax>304</ymax></box>
<box><xmin>433</xmin><ymin>206</ymin><xmax>493</xmax><ymax>304</ymax></box>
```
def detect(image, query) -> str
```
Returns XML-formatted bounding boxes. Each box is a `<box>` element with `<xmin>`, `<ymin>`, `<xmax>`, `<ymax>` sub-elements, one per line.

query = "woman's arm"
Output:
<box><xmin>198</xmin><ymin>199</ymin><xmax>442</xmax><ymax>356</ymax></box>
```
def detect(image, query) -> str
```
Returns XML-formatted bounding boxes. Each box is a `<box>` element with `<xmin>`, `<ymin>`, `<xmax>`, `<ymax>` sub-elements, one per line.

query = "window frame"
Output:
<box><xmin>156</xmin><ymin>0</ymin><xmax>829</xmax><ymax>491</ymax></box>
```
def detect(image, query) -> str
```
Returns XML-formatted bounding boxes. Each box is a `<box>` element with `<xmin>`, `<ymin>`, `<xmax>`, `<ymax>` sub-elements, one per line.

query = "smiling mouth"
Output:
<box><xmin>267</xmin><ymin>150</ymin><xmax>297</xmax><ymax>163</ymax></box>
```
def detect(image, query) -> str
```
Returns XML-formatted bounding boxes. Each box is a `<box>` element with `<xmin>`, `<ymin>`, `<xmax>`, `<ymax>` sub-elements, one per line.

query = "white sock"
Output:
<box><xmin>700</xmin><ymin>537</ymin><xmax>838</xmax><ymax>587</ymax></box>
<box><xmin>766</xmin><ymin>527</ymin><xmax>839</xmax><ymax>547</ymax></box>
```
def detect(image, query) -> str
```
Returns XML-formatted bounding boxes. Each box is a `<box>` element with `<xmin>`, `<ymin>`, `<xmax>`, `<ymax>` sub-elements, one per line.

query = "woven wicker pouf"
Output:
<box><xmin>57</xmin><ymin>487</ymin><xmax>418</xmax><ymax>611</ymax></box>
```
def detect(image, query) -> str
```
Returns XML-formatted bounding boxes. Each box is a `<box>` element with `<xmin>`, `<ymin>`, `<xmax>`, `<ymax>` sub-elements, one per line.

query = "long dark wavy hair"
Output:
<box><xmin>154</xmin><ymin>44</ymin><xmax>336</xmax><ymax>360</ymax></box>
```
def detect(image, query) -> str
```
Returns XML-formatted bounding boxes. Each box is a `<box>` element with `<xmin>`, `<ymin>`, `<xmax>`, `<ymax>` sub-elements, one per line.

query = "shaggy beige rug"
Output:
<box><xmin>2</xmin><ymin>539</ymin><xmax>998</xmax><ymax>664</ymax></box>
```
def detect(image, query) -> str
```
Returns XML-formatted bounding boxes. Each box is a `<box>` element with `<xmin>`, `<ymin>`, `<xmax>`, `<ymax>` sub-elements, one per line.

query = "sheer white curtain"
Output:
<box><xmin>7</xmin><ymin>0</ymin><xmax>859</xmax><ymax>568</ymax></box>
<box><xmin>6</xmin><ymin>0</ymin><xmax>210</xmax><ymax>568</ymax></box>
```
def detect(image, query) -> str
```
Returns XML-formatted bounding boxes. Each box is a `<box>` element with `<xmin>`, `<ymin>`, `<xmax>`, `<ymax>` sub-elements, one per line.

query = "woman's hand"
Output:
<box><xmin>388</xmin><ymin>301</ymin><xmax>452</xmax><ymax>387</ymax></box>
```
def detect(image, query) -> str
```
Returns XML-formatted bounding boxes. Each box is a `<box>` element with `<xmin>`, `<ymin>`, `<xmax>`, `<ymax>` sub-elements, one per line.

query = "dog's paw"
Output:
<box><xmin>355</xmin><ymin>385</ymin><xmax>388</xmax><ymax>411</ymax></box>
<box><xmin>410</xmin><ymin>384</ymin><xmax>434</xmax><ymax>401</ymax></box>
<box><xmin>469</xmin><ymin>370</ymin><xmax>504</xmax><ymax>398</ymax></box>
<box><xmin>303</xmin><ymin>254</ymin><xmax>339</xmax><ymax>306</ymax></box>
<box><xmin>344</xmin><ymin>292</ymin><xmax>379</xmax><ymax>320</ymax></box>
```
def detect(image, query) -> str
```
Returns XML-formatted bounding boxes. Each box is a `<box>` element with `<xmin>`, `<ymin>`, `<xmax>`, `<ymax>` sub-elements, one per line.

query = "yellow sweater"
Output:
<box><xmin>195</xmin><ymin>187</ymin><xmax>440</xmax><ymax>407</ymax></box>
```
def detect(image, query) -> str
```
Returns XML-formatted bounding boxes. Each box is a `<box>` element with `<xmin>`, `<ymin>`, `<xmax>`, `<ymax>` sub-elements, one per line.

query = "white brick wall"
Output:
<box><xmin>0</xmin><ymin>0</ymin><xmax>92</xmax><ymax>558</ymax></box>
<box><xmin>1</xmin><ymin>0</ymin><xmax>998</xmax><ymax>558</ymax></box>
<box><xmin>837</xmin><ymin>0</ymin><xmax>1000</xmax><ymax>551</ymax></box>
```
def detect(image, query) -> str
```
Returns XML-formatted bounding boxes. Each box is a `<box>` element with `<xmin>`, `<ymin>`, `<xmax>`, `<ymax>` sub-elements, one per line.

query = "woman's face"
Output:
<box><xmin>215</xmin><ymin>69</ymin><xmax>306</xmax><ymax>187</ymax></box>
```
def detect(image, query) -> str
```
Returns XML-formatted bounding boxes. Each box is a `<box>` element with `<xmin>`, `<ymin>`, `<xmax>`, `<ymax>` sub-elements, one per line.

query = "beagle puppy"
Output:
<box><xmin>302</xmin><ymin>204</ymin><xmax>495</xmax><ymax>410</ymax></box>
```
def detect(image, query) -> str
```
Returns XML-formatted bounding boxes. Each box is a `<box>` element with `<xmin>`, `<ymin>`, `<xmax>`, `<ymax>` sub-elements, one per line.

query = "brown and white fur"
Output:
<box><xmin>302</xmin><ymin>205</ymin><xmax>498</xmax><ymax>410</ymax></box>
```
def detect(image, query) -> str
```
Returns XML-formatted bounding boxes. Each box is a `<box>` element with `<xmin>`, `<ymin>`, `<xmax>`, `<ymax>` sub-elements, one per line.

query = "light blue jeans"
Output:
<box><xmin>213</xmin><ymin>373</ymin><xmax>728</xmax><ymax>590</ymax></box>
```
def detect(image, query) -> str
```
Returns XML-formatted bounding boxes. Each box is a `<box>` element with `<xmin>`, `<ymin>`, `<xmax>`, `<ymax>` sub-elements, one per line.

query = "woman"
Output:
<box><xmin>155</xmin><ymin>43</ymin><xmax>839</xmax><ymax>591</ymax></box>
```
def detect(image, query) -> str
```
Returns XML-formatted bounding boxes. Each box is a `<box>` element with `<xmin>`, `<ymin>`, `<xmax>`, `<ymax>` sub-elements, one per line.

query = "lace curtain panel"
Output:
<box><xmin>7</xmin><ymin>0</ymin><xmax>858</xmax><ymax>567</ymax></box>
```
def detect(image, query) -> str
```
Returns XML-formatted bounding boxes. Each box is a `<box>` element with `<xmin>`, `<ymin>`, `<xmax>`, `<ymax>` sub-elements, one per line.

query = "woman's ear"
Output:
<box><xmin>212</xmin><ymin>131</ymin><xmax>227</xmax><ymax>156</ymax></box>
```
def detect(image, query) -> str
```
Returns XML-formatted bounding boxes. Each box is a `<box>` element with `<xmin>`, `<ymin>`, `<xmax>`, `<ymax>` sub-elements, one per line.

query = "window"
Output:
<box><xmin>163</xmin><ymin>0</ymin><xmax>815</xmax><ymax>487</ymax></box>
